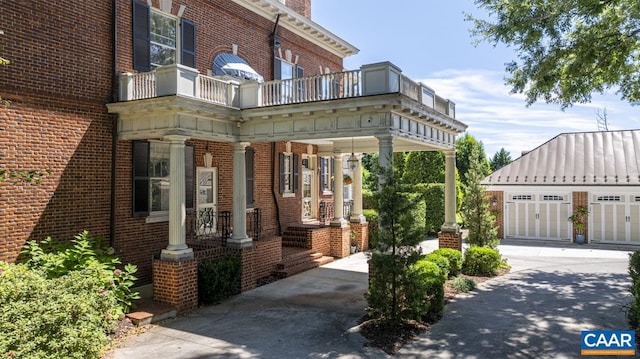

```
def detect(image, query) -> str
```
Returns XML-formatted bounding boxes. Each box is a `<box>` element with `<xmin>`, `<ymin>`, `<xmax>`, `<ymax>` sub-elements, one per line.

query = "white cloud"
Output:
<box><xmin>417</xmin><ymin>69</ymin><xmax>640</xmax><ymax>158</ymax></box>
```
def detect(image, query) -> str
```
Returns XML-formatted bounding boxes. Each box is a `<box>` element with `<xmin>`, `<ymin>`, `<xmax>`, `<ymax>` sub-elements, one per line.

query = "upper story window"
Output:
<box><xmin>150</xmin><ymin>11</ymin><xmax>177</xmax><ymax>68</ymax></box>
<box><xmin>133</xmin><ymin>0</ymin><xmax>195</xmax><ymax>72</ymax></box>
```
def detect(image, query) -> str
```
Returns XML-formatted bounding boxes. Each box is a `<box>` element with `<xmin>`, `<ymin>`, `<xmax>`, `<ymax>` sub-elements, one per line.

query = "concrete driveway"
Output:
<box><xmin>113</xmin><ymin>240</ymin><xmax>635</xmax><ymax>358</ymax></box>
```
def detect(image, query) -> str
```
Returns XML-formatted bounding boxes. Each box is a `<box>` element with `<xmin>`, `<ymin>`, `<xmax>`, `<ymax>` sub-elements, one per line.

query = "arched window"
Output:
<box><xmin>212</xmin><ymin>53</ymin><xmax>263</xmax><ymax>82</ymax></box>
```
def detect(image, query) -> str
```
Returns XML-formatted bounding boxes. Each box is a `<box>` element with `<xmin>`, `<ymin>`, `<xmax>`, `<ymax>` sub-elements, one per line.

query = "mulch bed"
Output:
<box><xmin>357</xmin><ymin>268</ymin><xmax>510</xmax><ymax>354</ymax></box>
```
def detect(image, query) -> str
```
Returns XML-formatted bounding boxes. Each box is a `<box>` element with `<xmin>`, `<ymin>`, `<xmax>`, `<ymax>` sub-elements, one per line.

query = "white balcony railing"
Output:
<box><xmin>117</xmin><ymin>62</ymin><xmax>456</xmax><ymax>118</ymax></box>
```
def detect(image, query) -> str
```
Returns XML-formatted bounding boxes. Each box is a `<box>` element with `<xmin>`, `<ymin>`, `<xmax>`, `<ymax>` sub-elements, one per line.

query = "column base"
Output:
<box><xmin>349</xmin><ymin>215</ymin><xmax>367</xmax><ymax>224</ymax></box>
<box><xmin>440</xmin><ymin>222</ymin><xmax>460</xmax><ymax>233</ymax></box>
<box><xmin>331</xmin><ymin>218</ymin><xmax>349</xmax><ymax>228</ymax></box>
<box><xmin>227</xmin><ymin>236</ymin><xmax>253</xmax><ymax>248</ymax></box>
<box><xmin>160</xmin><ymin>247</ymin><xmax>194</xmax><ymax>262</ymax></box>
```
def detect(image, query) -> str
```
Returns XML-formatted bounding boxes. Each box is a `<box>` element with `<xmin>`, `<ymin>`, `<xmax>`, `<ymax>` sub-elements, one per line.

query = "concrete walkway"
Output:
<box><xmin>113</xmin><ymin>239</ymin><xmax>636</xmax><ymax>358</ymax></box>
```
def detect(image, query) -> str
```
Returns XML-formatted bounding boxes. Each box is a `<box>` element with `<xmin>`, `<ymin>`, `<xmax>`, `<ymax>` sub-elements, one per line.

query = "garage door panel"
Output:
<box><xmin>630</xmin><ymin>203</ymin><xmax>640</xmax><ymax>243</ymax></box>
<box><xmin>505</xmin><ymin>193</ymin><xmax>570</xmax><ymax>240</ymax></box>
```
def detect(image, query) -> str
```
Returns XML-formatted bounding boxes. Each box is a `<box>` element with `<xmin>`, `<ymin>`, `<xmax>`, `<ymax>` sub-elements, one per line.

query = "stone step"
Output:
<box><xmin>126</xmin><ymin>299</ymin><xmax>177</xmax><ymax>326</ymax></box>
<box><xmin>275</xmin><ymin>250</ymin><xmax>323</xmax><ymax>270</ymax></box>
<box><xmin>272</xmin><ymin>255</ymin><xmax>334</xmax><ymax>279</ymax></box>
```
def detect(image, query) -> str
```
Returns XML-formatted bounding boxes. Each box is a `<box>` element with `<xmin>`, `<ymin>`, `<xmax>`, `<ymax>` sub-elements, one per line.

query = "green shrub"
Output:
<box><xmin>363</xmin><ymin>209</ymin><xmax>379</xmax><ymax>248</ymax></box>
<box><xmin>404</xmin><ymin>259</ymin><xmax>445</xmax><ymax>321</ymax></box>
<box><xmin>425</xmin><ymin>253</ymin><xmax>450</xmax><ymax>279</ymax></box>
<box><xmin>451</xmin><ymin>277</ymin><xmax>476</xmax><ymax>292</ymax></box>
<box><xmin>431</xmin><ymin>248</ymin><xmax>463</xmax><ymax>276</ymax></box>
<box><xmin>0</xmin><ymin>262</ymin><xmax>118</xmax><ymax>359</ymax></box>
<box><xmin>627</xmin><ymin>251</ymin><xmax>640</xmax><ymax>330</ymax></box>
<box><xmin>198</xmin><ymin>256</ymin><xmax>241</xmax><ymax>305</ymax></box>
<box><xmin>462</xmin><ymin>247</ymin><xmax>501</xmax><ymax>276</ymax></box>
<box><xmin>20</xmin><ymin>231</ymin><xmax>140</xmax><ymax>314</ymax></box>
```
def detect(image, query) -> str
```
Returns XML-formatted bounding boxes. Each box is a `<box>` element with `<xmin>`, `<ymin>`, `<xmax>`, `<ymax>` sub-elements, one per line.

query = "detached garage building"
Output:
<box><xmin>482</xmin><ymin>130</ymin><xmax>640</xmax><ymax>244</ymax></box>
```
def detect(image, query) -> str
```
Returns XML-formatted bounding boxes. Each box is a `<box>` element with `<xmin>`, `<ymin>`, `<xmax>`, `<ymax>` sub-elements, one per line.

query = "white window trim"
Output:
<box><xmin>150</xmin><ymin>8</ymin><xmax>182</xmax><ymax>68</ymax></box>
<box><xmin>321</xmin><ymin>156</ymin><xmax>332</xmax><ymax>195</ymax></box>
<box><xmin>282</xmin><ymin>151</ymin><xmax>295</xmax><ymax>197</ymax></box>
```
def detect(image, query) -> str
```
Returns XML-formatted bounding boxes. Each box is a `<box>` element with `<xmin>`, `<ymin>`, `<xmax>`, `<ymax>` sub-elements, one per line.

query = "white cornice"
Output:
<box><xmin>230</xmin><ymin>0</ymin><xmax>359</xmax><ymax>59</ymax></box>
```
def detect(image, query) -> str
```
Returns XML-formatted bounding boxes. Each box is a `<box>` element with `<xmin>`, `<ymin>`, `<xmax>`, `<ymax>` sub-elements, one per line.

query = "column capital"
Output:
<box><xmin>233</xmin><ymin>142</ymin><xmax>251</xmax><ymax>150</ymax></box>
<box><xmin>163</xmin><ymin>134</ymin><xmax>191</xmax><ymax>143</ymax></box>
<box><xmin>444</xmin><ymin>149</ymin><xmax>456</xmax><ymax>157</ymax></box>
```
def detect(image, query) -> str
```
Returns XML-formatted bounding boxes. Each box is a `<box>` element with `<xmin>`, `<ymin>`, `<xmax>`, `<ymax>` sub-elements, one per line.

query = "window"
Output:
<box><xmin>596</xmin><ymin>195</ymin><xmax>621</xmax><ymax>201</ymax></box>
<box><xmin>319</xmin><ymin>157</ymin><xmax>333</xmax><ymax>193</ymax></box>
<box><xmin>274</xmin><ymin>56</ymin><xmax>304</xmax><ymax>101</ymax></box>
<box><xmin>512</xmin><ymin>195</ymin><xmax>532</xmax><ymax>201</ymax></box>
<box><xmin>542</xmin><ymin>195</ymin><xmax>564</xmax><ymax>201</ymax></box>
<box><xmin>132</xmin><ymin>141</ymin><xmax>194</xmax><ymax>218</ymax></box>
<box><xmin>279</xmin><ymin>152</ymin><xmax>299</xmax><ymax>195</ymax></box>
<box><xmin>132</xmin><ymin>1</ymin><xmax>195</xmax><ymax>72</ymax></box>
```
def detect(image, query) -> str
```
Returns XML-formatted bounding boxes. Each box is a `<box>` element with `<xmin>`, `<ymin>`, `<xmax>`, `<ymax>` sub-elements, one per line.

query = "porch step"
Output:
<box><xmin>272</xmin><ymin>250</ymin><xmax>334</xmax><ymax>279</ymax></box>
<box><xmin>281</xmin><ymin>225</ymin><xmax>320</xmax><ymax>248</ymax></box>
<box><xmin>126</xmin><ymin>299</ymin><xmax>177</xmax><ymax>326</ymax></box>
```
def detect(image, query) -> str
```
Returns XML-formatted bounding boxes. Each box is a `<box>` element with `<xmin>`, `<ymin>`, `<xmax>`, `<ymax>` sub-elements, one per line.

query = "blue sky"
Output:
<box><xmin>311</xmin><ymin>1</ymin><xmax>640</xmax><ymax>159</ymax></box>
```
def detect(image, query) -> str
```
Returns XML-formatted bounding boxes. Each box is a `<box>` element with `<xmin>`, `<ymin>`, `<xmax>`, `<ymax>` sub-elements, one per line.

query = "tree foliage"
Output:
<box><xmin>402</xmin><ymin>151</ymin><xmax>445</xmax><ymax>184</ymax></box>
<box><xmin>468</xmin><ymin>0</ymin><xmax>640</xmax><ymax>108</ymax></box>
<box><xmin>461</xmin><ymin>145</ymin><xmax>499</xmax><ymax>249</ymax></box>
<box><xmin>490</xmin><ymin>148</ymin><xmax>512</xmax><ymax>171</ymax></box>
<box><xmin>455</xmin><ymin>133</ymin><xmax>490</xmax><ymax>187</ymax></box>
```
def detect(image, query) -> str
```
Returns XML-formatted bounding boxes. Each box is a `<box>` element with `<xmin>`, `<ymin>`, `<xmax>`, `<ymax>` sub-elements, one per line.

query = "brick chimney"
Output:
<box><xmin>284</xmin><ymin>0</ymin><xmax>311</xmax><ymax>18</ymax></box>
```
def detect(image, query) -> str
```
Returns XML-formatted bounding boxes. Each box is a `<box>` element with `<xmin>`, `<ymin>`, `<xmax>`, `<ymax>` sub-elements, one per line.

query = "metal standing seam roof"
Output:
<box><xmin>482</xmin><ymin>130</ymin><xmax>640</xmax><ymax>186</ymax></box>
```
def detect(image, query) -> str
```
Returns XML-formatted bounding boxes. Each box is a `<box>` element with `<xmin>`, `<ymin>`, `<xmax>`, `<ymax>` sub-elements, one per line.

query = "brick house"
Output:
<box><xmin>483</xmin><ymin>130</ymin><xmax>640</xmax><ymax>245</ymax></box>
<box><xmin>1</xmin><ymin>0</ymin><xmax>466</xmax><ymax>311</ymax></box>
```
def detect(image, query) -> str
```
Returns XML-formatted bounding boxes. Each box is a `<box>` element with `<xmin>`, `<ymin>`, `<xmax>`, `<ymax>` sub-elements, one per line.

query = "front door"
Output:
<box><xmin>196</xmin><ymin>167</ymin><xmax>218</xmax><ymax>235</ymax></box>
<box><xmin>301</xmin><ymin>155</ymin><xmax>317</xmax><ymax>221</ymax></box>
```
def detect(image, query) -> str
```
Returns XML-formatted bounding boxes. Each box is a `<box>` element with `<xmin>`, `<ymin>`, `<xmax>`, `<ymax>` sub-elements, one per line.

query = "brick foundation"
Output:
<box><xmin>438</xmin><ymin>231</ymin><xmax>462</xmax><ymax>251</ymax></box>
<box><xmin>153</xmin><ymin>258</ymin><xmax>198</xmax><ymax>313</ymax></box>
<box><xmin>349</xmin><ymin>222</ymin><xmax>369</xmax><ymax>251</ymax></box>
<box><xmin>330</xmin><ymin>224</ymin><xmax>350</xmax><ymax>258</ymax></box>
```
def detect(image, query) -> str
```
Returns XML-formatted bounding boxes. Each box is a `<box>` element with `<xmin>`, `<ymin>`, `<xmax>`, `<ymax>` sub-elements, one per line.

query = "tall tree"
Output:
<box><xmin>455</xmin><ymin>133</ymin><xmax>490</xmax><ymax>187</ymax></box>
<box><xmin>468</xmin><ymin>0</ymin><xmax>640</xmax><ymax>108</ymax></box>
<box><xmin>490</xmin><ymin>148</ymin><xmax>512</xmax><ymax>171</ymax></box>
<box><xmin>462</xmin><ymin>146</ymin><xmax>499</xmax><ymax>249</ymax></box>
<box><xmin>402</xmin><ymin>151</ymin><xmax>445</xmax><ymax>184</ymax></box>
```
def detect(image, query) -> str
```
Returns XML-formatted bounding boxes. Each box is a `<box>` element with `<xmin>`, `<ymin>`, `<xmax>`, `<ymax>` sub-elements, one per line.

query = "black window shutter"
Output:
<box><xmin>278</xmin><ymin>153</ymin><xmax>285</xmax><ymax>193</ymax></box>
<box><xmin>293</xmin><ymin>154</ymin><xmax>299</xmax><ymax>193</ymax></box>
<box><xmin>180</xmin><ymin>18</ymin><xmax>195</xmax><ymax>68</ymax></box>
<box><xmin>330</xmin><ymin>157</ymin><xmax>335</xmax><ymax>192</ymax></box>
<box><xmin>246</xmin><ymin>147</ymin><xmax>254</xmax><ymax>207</ymax></box>
<box><xmin>132</xmin><ymin>1</ymin><xmax>151</xmax><ymax>72</ymax></box>
<box><xmin>185</xmin><ymin>145</ymin><xmax>194</xmax><ymax>209</ymax></box>
<box><xmin>132</xmin><ymin>140</ymin><xmax>150</xmax><ymax>217</ymax></box>
<box><xmin>274</xmin><ymin>57</ymin><xmax>282</xmax><ymax>80</ymax></box>
<box><xmin>319</xmin><ymin>157</ymin><xmax>326</xmax><ymax>191</ymax></box>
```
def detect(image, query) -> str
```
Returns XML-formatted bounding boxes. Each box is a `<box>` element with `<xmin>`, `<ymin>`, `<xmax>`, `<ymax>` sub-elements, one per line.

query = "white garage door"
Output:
<box><xmin>590</xmin><ymin>194</ymin><xmax>640</xmax><ymax>243</ymax></box>
<box><xmin>505</xmin><ymin>193</ymin><xmax>571</xmax><ymax>240</ymax></box>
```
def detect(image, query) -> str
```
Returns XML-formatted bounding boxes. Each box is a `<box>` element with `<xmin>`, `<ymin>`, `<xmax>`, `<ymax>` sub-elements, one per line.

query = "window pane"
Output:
<box><xmin>150</xmin><ymin>11</ymin><xmax>176</xmax><ymax>67</ymax></box>
<box><xmin>151</xmin><ymin>178</ymin><xmax>170</xmax><ymax>211</ymax></box>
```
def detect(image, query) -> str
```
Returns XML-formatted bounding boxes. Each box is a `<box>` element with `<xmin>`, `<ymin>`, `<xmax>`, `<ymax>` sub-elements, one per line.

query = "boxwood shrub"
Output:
<box><xmin>425</xmin><ymin>252</ymin><xmax>450</xmax><ymax>279</ymax></box>
<box><xmin>404</xmin><ymin>259</ymin><xmax>445</xmax><ymax>321</ymax></box>
<box><xmin>431</xmin><ymin>248</ymin><xmax>463</xmax><ymax>276</ymax></box>
<box><xmin>198</xmin><ymin>256</ymin><xmax>241</xmax><ymax>305</ymax></box>
<box><xmin>462</xmin><ymin>247</ymin><xmax>501</xmax><ymax>276</ymax></box>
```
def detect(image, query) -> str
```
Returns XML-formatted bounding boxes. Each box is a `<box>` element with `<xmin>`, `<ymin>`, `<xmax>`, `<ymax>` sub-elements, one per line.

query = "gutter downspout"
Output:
<box><xmin>270</xmin><ymin>14</ymin><xmax>282</xmax><ymax>236</ymax></box>
<box><xmin>109</xmin><ymin>0</ymin><xmax>118</xmax><ymax>248</ymax></box>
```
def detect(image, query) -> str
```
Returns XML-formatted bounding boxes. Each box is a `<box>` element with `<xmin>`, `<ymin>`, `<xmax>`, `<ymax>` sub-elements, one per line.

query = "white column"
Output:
<box><xmin>441</xmin><ymin>150</ymin><xmax>459</xmax><ymax>232</ymax></box>
<box><xmin>377</xmin><ymin>135</ymin><xmax>394</xmax><ymax>188</ymax></box>
<box><xmin>350</xmin><ymin>154</ymin><xmax>366</xmax><ymax>223</ymax></box>
<box><xmin>229</xmin><ymin>142</ymin><xmax>252</xmax><ymax>248</ymax></box>
<box><xmin>161</xmin><ymin>135</ymin><xmax>194</xmax><ymax>261</ymax></box>
<box><xmin>331</xmin><ymin>153</ymin><xmax>347</xmax><ymax>227</ymax></box>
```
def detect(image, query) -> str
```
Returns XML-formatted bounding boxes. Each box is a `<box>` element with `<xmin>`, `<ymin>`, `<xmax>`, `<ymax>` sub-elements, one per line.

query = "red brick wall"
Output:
<box><xmin>1</xmin><ymin>1</ymin><xmax>114</xmax><ymax>262</ymax></box>
<box><xmin>310</xmin><ymin>227</ymin><xmax>331</xmax><ymax>255</ymax></box>
<box><xmin>572</xmin><ymin>191</ymin><xmax>589</xmax><ymax>243</ymax></box>
<box><xmin>350</xmin><ymin>222</ymin><xmax>369</xmax><ymax>251</ymax></box>
<box><xmin>485</xmin><ymin>190</ymin><xmax>504</xmax><ymax>239</ymax></box>
<box><xmin>153</xmin><ymin>258</ymin><xmax>199</xmax><ymax>312</ymax></box>
<box><xmin>286</xmin><ymin>0</ymin><xmax>312</xmax><ymax>18</ymax></box>
<box><xmin>330</xmin><ymin>225</ymin><xmax>349</xmax><ymax>258</ymax></box>
<box><xmin>438</xmin><ymin>231</ymin><xmax>462</xmax><ymax>251</ymax></box>
<box><xmin>117</xmin><ymin>0</ymin><xmax>343</xmax><ymax>79</ymax></box>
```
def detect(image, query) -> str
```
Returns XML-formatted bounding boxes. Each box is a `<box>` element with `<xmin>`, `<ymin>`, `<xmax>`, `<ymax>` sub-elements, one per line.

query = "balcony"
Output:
<box><xmin>118</xmin><ymin>62</ymin><xmax>456</xmax><ymax>118</ymax></box>
<box><xmin>109</xmin><ymin>62</ymin><xmax>466</xmax><ymax>152</ymax></box>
